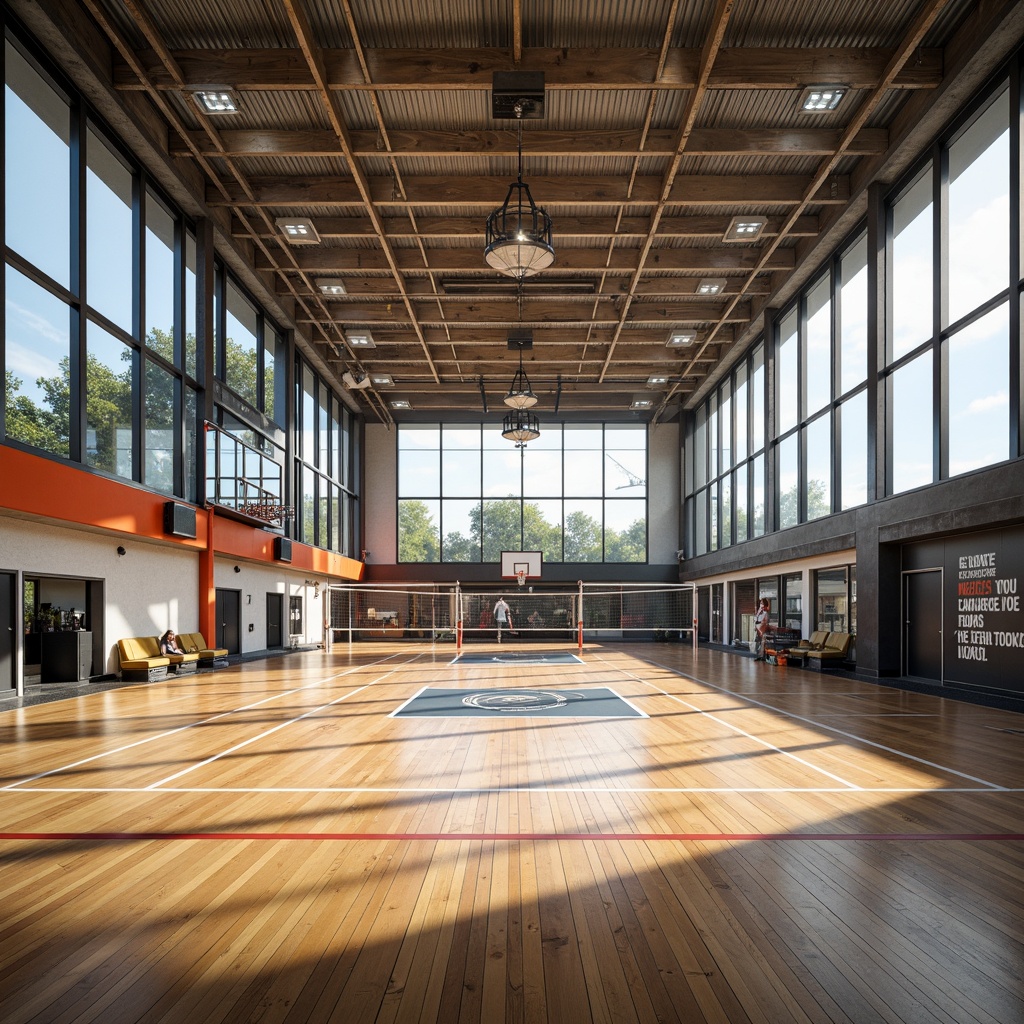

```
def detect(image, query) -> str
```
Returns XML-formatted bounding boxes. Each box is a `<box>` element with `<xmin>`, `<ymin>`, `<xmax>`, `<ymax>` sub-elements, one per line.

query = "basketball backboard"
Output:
<box><xmin>500</xmin><ymin>550</ymin><xmax>542</xmax><ymax>580</ymax></box>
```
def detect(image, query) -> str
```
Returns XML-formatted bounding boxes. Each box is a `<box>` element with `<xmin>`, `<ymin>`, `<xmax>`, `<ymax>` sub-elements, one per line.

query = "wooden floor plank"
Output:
<box><xmin>0</xmin><ymin>642</ymin><xmax>1022</xmax><ymax>1023</ymax></box>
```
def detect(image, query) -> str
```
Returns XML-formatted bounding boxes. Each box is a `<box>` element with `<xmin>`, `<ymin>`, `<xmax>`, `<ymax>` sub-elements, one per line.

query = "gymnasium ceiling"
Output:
<box><xmin>15</xmin><ymin>0</ymin><xmax>1023</xmax><ymax>426</ymax></box>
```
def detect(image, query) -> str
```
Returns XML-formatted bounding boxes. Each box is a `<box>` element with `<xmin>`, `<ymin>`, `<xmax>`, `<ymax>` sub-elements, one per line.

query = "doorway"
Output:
<box><xmin>266</xmin><ymin>593</ymin><xmax>284</xmax><ymax>648</ymax></box>
<box><xmin>0</xmin><ymin>572</ymin><xmax>15</xmax><ymax>691</ymax></box>
<box><xmin>215</xmin><ymin>589</ymin><xmax>241</xmax><ymax>655</ymax></box>
<box><xmin>710</xmin><ymin>583</ymin><xmax>723</xmax><ymax>644</ymax></box>
<box><xmin>904</xmin><ymin>569</ymin><xmax>942</xmax><ymax>681</ymax></box>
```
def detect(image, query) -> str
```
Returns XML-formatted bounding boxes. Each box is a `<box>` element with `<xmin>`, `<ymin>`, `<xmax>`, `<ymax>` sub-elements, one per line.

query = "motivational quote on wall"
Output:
<box><xmin>954</xmin><ymin>549</ymin><xmax>1021</xmax><ymax>665</ymax></box>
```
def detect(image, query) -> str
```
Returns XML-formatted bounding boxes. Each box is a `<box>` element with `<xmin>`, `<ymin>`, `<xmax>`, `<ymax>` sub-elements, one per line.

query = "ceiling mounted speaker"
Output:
<box><xmin>342</xmin><ymin>371</ymin><xmax>371</xmax><ymax>390</ymax></box>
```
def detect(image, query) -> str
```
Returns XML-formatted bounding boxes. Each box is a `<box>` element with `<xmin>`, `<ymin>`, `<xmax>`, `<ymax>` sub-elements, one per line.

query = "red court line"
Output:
<box><xmin>2</xmin><ymin>831</ymin><xmax>1022</xmax><ymax>842</ymax></box>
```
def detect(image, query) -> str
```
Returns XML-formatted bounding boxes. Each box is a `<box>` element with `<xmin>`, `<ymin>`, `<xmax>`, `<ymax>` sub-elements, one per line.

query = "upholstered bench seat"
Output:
<box><xmin>117</xmin><ymin>636</ymin><xmax>201</xmax><ymax>680</ymax></box>
<box><xmin>179</xmin><ymin>632</ymin><xmax>228</xmax><ymax>669</ymax></box>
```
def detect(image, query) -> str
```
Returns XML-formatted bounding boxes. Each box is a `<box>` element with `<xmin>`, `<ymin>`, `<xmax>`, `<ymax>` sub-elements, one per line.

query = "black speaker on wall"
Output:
<box><xmin>274</xmin><ymin>536</ymin><xmax>292</xmax><ymax>562</ymax></box>
<box><xmin>163</xmin><ymin>501</ymin><xmax>197</xmax><ymax>539</ymax></box>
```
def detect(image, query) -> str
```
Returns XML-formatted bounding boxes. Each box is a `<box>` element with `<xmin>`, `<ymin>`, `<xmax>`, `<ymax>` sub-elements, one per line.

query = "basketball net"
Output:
<box><xmin>516</xmin><ymin>569</ymin><xmax>526</xmax><ymax>588</ymax></box>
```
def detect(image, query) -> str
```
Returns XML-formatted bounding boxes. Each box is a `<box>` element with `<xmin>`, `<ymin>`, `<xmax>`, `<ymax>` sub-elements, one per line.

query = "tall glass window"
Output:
<box><xmin>397</xmin><ymin>424</ymin><xmax>648</xmax><ymax>564</ymax></box>
<box><xmin>86</xmin><ymin>128</ymin><xmax>134</xmax><ymax>334</ymax></box>
<box><xmin>890</xmin><ymin>169</ymin><xmax>933</xmax><ymax>362</ymax></box>
<box><xmin>891</xmin><ymin>353</ymin><xmax>933</xmax><ymax>493</ymax></box>
<box><xmin>839</xmin><ymin>391</ymin><xmax>867</xmax><ymax>510</ymax></box>
<box><xmin>86</xmin><ymin>320</ymin><xmax>133</xmax><ymax>479</ymax></box>
<box><xmin>4</xmin><ymin>265</ymin><xmax>72</xmax><ymax>458</ymax></box>
<box><xmin>5</xmin><ymin>41</ymin><xmax>70</xmax><ymax>288</ymax></box>
<box><xmin>145</xmin><ymin>193</ymin><xmax>176</xmax><ymax>360</ymax></box>
<box><xmin>805</xmin><ymin>274</ymin><xmax>831</xmax><ymax>415</ymax></box>
<box><xmin>145</xmin><ymin>359</ymin><xmax>175</xmax><ymax>494</ymax></box>
<box><xmin>777</xmin><ymin>310</ymin><xmax>798</xmax><ymax>433</ymax></box>
<box><xmin>224</xmin><ymin>279</ymin><xmax>258</xmax><ymax>407</ymax></box>
<box><xmin>751</xmin><ymin>345</ymin><xmax>764</xmax><ymax>452</ymax></box>
<box><xmin>839</xmin><ymin>235</ymin><xmax>868</xmax><ymax>394</ymax></box>
<box><xmin>292</xmin><ymin>357</ymin><xmax>357</xmax><ymax>553</ymax></box>
<box><xmin>734</xmin><ymin>363</ymin><xmax>748</xmax><ymax>463</ymax></box>
<box><xmin>947</xmin><ymin>303</ymin><xmax>1009</xmax><ymax>475</ymax></box>
<box><xmin>805</xmin><ymin>413</ymin><xmax>831</xmax><ymax>520</ymax></box>
<box><xmin>752</xmin><ymin>454</ymin><xmax>765</xmax><ymax>537</ymax></box>
<box><xmin>947</xmin><ymin>86</ymin><xmax>1009</xmax><ymax>327</ymax></box>
<box><xmin>777</xmin><ymin>433</ymin><xmax>798</xmax><ymax>528</ymax></box>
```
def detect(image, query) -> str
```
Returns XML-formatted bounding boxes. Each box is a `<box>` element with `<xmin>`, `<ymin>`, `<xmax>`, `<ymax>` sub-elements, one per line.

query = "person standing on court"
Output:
<box><xmin>753</xmin><ymin>598</ymin><xmax>771</xmax><ymax>661</ymax></box>
<box><xmin>493</xmin><ymin>596</ymin><xmax>512</xmax><ymax>642</ymax></box>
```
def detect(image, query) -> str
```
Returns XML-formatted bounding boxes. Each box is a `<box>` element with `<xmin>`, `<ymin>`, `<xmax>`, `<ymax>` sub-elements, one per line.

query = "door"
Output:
<box><xmin>710</xmin><ymin>583</ymin><xmax>723</xmax><ymax>644</ymax></box>
<box><xmin>215</xmin><ymin>588</ymin><xmax>241</xmax><ymax>655</ymax></box>
<box><xmin>266</xmin><ymin>593</ymin><xmax>283</xmax><ymax>648</ymax></box>
<box><xmin>0</xmin><ymin>572</ymin><xmax>15</xmax><ymax>691</ymax></box>
<box><xmin>904</xmin><ymin>569</ymin><xmax>942</xmax><ymax>681</ymax></box>
<box><xmin>696</xmin><ymin>586</ymin><xmax>710</xmax><ymax>642</ymax></box>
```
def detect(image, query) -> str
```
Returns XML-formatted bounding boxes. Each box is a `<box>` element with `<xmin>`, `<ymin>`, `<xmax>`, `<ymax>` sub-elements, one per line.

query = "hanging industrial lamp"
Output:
<box><xmin>501</xmin><ymin>409</ymin><xmax>541</xmax><ymax>447</ymax></box>
<box><xmin>484</xmin><ymin>100</ymin><xmax>554</xmax><ymax>279</ymax></box>
<box><xmin>504</xmin><ymin>335</ymin><xmax>537</xmax><ymax>410</ymax></box>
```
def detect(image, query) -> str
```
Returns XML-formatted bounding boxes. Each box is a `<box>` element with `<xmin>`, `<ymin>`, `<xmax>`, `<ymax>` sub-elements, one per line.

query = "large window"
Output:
<box><xmin>3</xmin><ymin>32</ymin><xmax>200</xmax><ymax>501</ymax></box>
<box><xmin>292</xmin><ymin>356</ymin><xmax>356</xmax><ymax>555</ymax></box>
<box><xmin>5</xmin><ymin>39</ymin><xmax>70</xmax><ymax>288</ymax></box>
<box><xmin>397</xmin><ymin>423</ymin><xmax>648</xmax><ymax>563</ymax></box>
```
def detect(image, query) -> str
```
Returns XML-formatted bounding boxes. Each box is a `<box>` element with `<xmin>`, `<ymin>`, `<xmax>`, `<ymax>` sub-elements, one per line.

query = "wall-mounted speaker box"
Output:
<box><xmin>274</xmin><ymin>537</ymin><xmax>292</xmax><ymax>562</ymax></box>
<box><xmin>163</xmin><ymin>501</ymin><xmax>197</xmax><ymax>539</ymax></box>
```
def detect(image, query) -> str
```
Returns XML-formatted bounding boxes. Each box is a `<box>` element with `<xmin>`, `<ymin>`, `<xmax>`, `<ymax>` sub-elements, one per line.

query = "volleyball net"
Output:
<box><xmin>327</xmin><ymin>582</ymin><xmax>696</xmax><ymax>651</ymax></box>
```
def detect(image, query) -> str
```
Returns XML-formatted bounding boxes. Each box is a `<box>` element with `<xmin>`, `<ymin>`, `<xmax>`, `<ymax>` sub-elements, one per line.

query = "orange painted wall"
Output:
<box><xmin>0</xmin><ymin>446</ymin><xmax>364</xmax><ymax>580</ymax></box>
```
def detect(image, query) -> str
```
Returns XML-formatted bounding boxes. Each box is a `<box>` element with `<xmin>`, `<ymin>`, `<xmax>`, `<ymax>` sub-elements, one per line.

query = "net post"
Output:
<box><xmin>577</xmin><ymin>579</ymin><xmax>584</xmax><ymax>651</ymax></box>
<box><xmin>455</xmin><ymin>582</ymin><xmax>463</xmax><ymax>652</ymax></box>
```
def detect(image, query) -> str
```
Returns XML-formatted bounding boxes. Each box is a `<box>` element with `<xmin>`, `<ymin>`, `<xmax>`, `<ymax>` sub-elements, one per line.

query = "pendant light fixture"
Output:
<box><xmin>501</xmin><ymin>410</ymin><xmax>542</xmax><ymax>447</ymax></box>
<box><xmin>484</xmin><ymin>93</ymin><xmax>554</xmax><ymax>279</ymax></box>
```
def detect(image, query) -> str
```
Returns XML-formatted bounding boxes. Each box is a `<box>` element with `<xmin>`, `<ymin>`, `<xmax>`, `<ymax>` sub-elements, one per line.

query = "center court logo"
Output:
<box><xmin>461</xmin><ymin>689</ymin><xmax>586</xmax><ymax>712</ymax></box>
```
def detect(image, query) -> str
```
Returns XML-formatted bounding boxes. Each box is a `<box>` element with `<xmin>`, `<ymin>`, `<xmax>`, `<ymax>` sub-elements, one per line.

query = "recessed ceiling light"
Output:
<box><xmin>390</xmin><ymin>399</ymin><xmax>412</xmax><ymax>410</ymax></box>
<box><xmin>346</xmin><ymin>331</ymin><xmax>375</xmax><ymax>348</ymax></box>
<box><xmin>192</xmin><ymin>89</ymin><xmax>239</xmax><ymax>114</ymax></box>
<box><xmin>696</xmin><ymin>278</ymin><xmax>727</xmax><ymax>296</ymax></box>
<box><xmin>799</xmin><ymin>85</ymin><xmax>847</xmax><ymax>112</ymax></box>
<box><xmin>370</xmin><ymin>373</ymin><xmax>394</xmax><ymax>387</ymax></box>
<box><xmin>667</xmin><ymin>330</ymin><xmax>696</xmax><ymax>347</ymax></box>
<box><xmin>316</xmin><ymin>279</ymin><xmax>346</xmax><ymax>295</ymax></box>
<box><xmin>723</xmin><ymin>216</ymin><xmax>767</xmax><ymax>242</ymax></box>
<box><xmin>630</xmin><ymin>395</ymin><xmax>654</xmax><ymax>410</ymax></box>
<box><xmin>275</xmin><ymin>217</ymin><xmax>320</xmax><ymax>245</ymax></box>
<box><xmin>647</xmin><ymin>374</ymin><xmax>670</xmax><ymax>387</ymax></box>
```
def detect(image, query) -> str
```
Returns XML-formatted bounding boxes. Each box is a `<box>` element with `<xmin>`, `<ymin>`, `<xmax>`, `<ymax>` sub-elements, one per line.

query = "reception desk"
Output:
<box><xmin>40</xmin><ymin>631</ymin><xmax>94</xmax><ymax>683</ymax></box>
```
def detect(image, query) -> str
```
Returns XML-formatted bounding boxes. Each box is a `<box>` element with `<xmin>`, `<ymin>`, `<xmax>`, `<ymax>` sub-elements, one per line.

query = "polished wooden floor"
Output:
<box><xmin>1</xmin><ymin>641</ymin><xmax>1023</xmax><ymax>1024</ymax></box>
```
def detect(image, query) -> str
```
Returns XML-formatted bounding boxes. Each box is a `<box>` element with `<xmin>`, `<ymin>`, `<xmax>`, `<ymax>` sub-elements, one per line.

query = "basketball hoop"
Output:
<box><xmin>516</xmin><ymin>569</ymin><xmax>526</xmax><ymax>588</ymax></box>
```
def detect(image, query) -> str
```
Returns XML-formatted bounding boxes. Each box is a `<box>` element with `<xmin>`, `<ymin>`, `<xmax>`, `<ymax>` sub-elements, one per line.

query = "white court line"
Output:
<box><xmin>1</xmin><ymin>650</ymin><xmax>418</xmax><ymax>791</ymax></box>
<box><xmin>588</xmin><ymin>652</ymin><xmax>862</xmax><ymax>789</ymax></box>
<box><xmin>616</xmin><ymin>651</ymin><xmax>1009</xmax><ymax>791</ymax></box>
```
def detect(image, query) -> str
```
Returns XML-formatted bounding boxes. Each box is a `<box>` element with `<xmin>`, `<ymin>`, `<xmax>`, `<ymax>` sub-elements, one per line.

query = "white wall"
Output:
<box><xmin>2</xmin><ymin>517</ymin><xmax>198</xmax><ymax>675</ymax></box>
<box><xmin>363</xmin><ymin>420</ymin><xmax>681</xmax><ymax>568</ymax></box>
<box><xmin>364</xmin><ymin>423</ymin><xmax>399</xmax><ymax>564</ymax></box>
<box><xmin>1</xmin><ymin>517</ymin><xmax>330</xmax><ymax>673</ymax></box>
<box><xmin>214</xmin><ymin>560</ymin><xmax>325</xmax><ymax>650</ymax></box>
<box><xmin>648</xmin><ymin>420</ymin><xmax>680</xmax><ymax>566</ymax></box>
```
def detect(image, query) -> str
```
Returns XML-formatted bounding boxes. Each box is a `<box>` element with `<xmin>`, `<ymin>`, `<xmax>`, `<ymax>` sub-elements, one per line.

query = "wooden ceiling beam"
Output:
<box><xmin>300</xmin><ymin>299</ymin><xmax>750</xmax><ymax>324</ymax></box>
<box><xmin>256</xmin><ymin>246</ymin><xmax>794</xmax><ymax>273</ymax></box>
<box><xmin>286</xmin><ymin>277</ymin><xmax>772</xmax><ymax>298</ymax></box>
<box><xmin>114</xmin><ymin>46</ymin><xmax>943</xmax><ymax>91</ymax></box>
<box><xmin>175</xmin><ymin>127</ymin><xmax>888</xmax><ymax>159</ymax></box>
<box><xmin>208</xmin><ymin>174</ymin><xmax>850</xmax><ymax>207</ymax></box>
